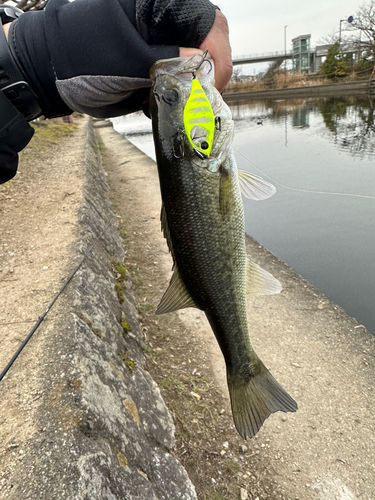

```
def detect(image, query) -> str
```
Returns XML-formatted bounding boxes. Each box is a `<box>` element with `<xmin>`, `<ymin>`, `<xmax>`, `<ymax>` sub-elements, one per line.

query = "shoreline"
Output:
<box><xmin>224</xmin><ymin>79</ymin><xmax>375</xmax><ymax>101</ymax></box>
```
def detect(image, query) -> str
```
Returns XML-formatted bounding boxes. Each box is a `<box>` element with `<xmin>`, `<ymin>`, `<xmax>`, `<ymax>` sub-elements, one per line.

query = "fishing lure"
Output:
<box><xmin>183</xmin><ymin>76</ymin><xmax>215</xmax><ymax>158</ymax></box>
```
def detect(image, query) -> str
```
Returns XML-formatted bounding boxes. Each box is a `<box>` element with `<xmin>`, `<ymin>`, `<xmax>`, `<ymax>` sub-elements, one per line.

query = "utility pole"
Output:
<box><xmin>284</xmin><ymin>25</ymin><xmax>288</xmax><ymax>80</ymax></box>
<box><xmin>339</xmin><ymin>15</ymin><xmax>354</xmax><ymax>47</ymax></box>
<box><xmin>284</xmin><ymin>25</ymin><xmax>287</xmax><ymax>55</ymax></box>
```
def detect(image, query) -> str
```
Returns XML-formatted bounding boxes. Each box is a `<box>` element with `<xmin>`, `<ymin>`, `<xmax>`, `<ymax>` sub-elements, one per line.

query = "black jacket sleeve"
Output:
<box><xmin>11</xmin><ymin>0</ymin><xmax>217</xmax><ymax>119</ymax></box>
<box><xmin>0</xmin><ymin>91</ymin><xmax>34</xmax><ymax>184</ymax></box>
<box><xmin>1</xmin><ymin>0</ymin><xmax>218</xmax><ymax>182</ymax></box>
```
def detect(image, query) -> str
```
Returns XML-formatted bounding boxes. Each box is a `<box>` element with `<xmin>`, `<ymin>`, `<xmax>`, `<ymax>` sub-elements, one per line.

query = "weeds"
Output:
<box><xmin>121</xmin><ymin>317</ymin><xmax>130</xmax><ymax>334</ymax></box>
<box><xmin>124</xmin><ymin>359</ymin><xmax>135</xmax><ymax>372</ymax></box>
<box><xmin>111</xmin><ymin>258</ymin><xmax>127</xmax><ymax>303</ymax></box>
<box><xmin>29</xmin><ymin>120</ymin><xmax>78</xmax><ymax>151</ymax></box>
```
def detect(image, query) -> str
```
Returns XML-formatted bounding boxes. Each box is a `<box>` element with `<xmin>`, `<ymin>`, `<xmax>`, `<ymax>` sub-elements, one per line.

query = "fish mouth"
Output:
<box><xmin>150</xmin><ymin>53</ymin><xmax>213</xmax><ymax>84</ymax></box>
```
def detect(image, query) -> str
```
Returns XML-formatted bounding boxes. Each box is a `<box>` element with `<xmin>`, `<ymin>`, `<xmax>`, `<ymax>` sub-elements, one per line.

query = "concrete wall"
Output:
<box><xmin>0</xmin><ymin>120</ymin><xmax>197</xmax><ymax>500</ymax></box>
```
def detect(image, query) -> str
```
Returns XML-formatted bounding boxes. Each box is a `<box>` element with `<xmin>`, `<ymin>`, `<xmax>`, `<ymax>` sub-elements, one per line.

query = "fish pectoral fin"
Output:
<box><xmin>238</xmin><ymin>170</ymin><xmax>276</xmax><ymax>201</ymax></box>
<box><xmin>159</xmin><ymin>206</ymin><xmax>199</xmax><ymax>314</ymax></box>
<box><xmin>246</xmin><ymin>257</ymin><xmax>282</xmax><ymax>295</ymax></box>
<box><xmin>156</xmin><ymin>268</ymin><xmax>198</xmax><ymax>314</ymax></box>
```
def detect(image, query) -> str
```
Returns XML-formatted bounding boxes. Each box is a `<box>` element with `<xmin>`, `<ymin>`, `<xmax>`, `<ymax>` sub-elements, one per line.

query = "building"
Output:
<box><xmin>292</xmin><ymin>35</ymin><xmax>312</xmax><ymax>72</ymax></box>
<box><xmin>314</xmin><ymin>44</ymin><xmax>332</xmax><ymax>72</ymax></box>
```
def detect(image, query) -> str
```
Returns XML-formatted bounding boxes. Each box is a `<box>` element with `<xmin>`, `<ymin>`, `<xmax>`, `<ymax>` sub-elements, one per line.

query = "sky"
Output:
<box><xmin>216</xmin><ymin>0</ymin><xmax>363</xmax><ymax>70</ymax></box>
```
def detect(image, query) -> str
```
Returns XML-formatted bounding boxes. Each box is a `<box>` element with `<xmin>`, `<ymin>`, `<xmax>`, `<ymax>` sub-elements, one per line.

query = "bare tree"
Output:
<box><xmin>318</xmin><ymin>1</ymin><xmax>375</xmax><ymax>74</ymax></box>
<box><xmin>317</xmin><ymin>32</ymin><xmax>354</xmax><ymax>58</ymax></box>
<box><xmin>231</xmin><ymin>66</ymin><xmax>242</xmax><ymax>83</ymax></box>
<box><xmin>345</xmin><ymin>1</ymin><xmax>375</xmax><ymax>62</ymax></box>
<box><xmin>319</xmin><ymin>32</ymin><xmax>340</xmax><ymax>46</ymax></box>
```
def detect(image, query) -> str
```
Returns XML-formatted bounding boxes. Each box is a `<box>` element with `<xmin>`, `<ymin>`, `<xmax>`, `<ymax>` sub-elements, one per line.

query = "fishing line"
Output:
<box><xmin>234</xmin><ymin>146</ymin><xmax>375</xmax><ymax>201</ymax></box>
<box><xmin>0</xmin><ymin>230</ymin><xmax>106</xmax><ymax>383</ymax></box>
<box><xmin>0</xmin><ymin>319</ymin><xmax>44</xmax><ymax>326</ymax></box>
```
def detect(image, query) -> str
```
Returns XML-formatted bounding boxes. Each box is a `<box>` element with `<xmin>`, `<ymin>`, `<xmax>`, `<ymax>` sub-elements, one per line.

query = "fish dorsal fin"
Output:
<box><xmin>156</xmin><ymin>267</ymin><xmax>198</xmax><ymax>314</ymax></box>
<box><xmin>238</xmin><ymin>170</ymin><xmax>276</xmax><ymax>201</ymax></box>
<box><xmin>161</xmin><ymin>203</ymin><xmax>175</xmax><ymax>260</ymax></box>
<box><xmin>246</xmin><ymin>257</ymin><xmax>282</xmax><ymax>295</ymax></box>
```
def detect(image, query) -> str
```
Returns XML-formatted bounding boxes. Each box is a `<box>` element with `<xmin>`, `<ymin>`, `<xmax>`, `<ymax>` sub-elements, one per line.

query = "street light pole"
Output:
<box><xmin>284</xmin><ymin>25</ymin><xmax>288</xmax><ymax>78</ymax></box>
<box><xmin>284</xmin><ymin>25</ymin><xmax>287</xmax><ymax>55</ymax></box>
<box><xmin>339</xmin><ymin>16</ymin><xmax>354</xmax><ymax>45</ymax></box>
<box><xmin>339</xmin><ymin>19</ymin><xmax>344</xmax><ymax>45</ymax></box>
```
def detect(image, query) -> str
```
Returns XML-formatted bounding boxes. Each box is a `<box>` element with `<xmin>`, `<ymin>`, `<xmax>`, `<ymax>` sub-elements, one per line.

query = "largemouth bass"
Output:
<box><xmin>149</xmin><ymin>53</ymin><xmax>297</xmax><ymax>439</ymax></box>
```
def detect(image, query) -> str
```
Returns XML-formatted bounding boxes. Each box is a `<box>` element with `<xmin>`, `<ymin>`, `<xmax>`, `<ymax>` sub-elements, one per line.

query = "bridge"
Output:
<box><xmin>232</xmin><ymin>51</ymin><xmax>294</xmax><ymax>66</ymax></box>
<box><xmin>232</xmin><ymin>45</ymin><xmax>334</xmax><ymax>72</ymax></box>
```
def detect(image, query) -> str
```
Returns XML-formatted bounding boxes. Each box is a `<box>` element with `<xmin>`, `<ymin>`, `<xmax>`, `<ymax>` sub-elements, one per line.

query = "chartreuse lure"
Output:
<box><xmin>183</xmin><ymin>77</ymin><xmax>215</xmax><ymax>158</ymax></box>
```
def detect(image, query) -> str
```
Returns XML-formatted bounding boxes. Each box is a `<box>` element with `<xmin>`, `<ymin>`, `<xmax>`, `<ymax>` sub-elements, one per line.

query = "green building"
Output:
<box><xmin>292</xmin><ymin>34</ymin><xmax>312</xmax><ymax>72</ymax></box>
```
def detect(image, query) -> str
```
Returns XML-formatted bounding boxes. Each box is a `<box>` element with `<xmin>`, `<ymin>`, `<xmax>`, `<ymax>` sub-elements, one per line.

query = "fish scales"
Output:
<box><xmin>150</xmin><ymin>54</ymin><xmax>297</xmax><ymax>439</ymax></box>
<box><xmin>160</xmin><ymin>159</ymin><xmax>248</xmax><ymax>357</ymax></box>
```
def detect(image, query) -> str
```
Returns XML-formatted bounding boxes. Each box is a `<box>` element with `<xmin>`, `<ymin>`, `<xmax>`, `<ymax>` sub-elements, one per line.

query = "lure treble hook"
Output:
<box><xmin>192</xmin><ymin>49</ymin><xmax>213</xmax><ymax>79</ymax></box>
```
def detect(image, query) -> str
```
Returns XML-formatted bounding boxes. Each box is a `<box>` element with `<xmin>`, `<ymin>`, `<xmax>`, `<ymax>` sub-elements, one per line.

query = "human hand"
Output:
<box><xmin>179</xmin><ymin>10</ymin><xmax>232</xmax><ymax>93</ymax></box>
<box><xmin>2</xmin><ymin>22</ymin><xmax>11</xmax><ymax>41</ymax></box>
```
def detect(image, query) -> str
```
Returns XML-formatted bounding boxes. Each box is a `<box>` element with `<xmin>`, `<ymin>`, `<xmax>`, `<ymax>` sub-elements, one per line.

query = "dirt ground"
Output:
<box><xmin>1</xmin><ymin>117</ymin><xmax>374</xmax><ymax>500</ymax></box>
<box><xmin>98</xmin><ymin>123</ymin><xmax>375</xmax><ymax>500</ymax></box>
<box><xmin>0</xmin><ymin>118</ymin><xmax>85</xmax><ymax>494</ymax></box>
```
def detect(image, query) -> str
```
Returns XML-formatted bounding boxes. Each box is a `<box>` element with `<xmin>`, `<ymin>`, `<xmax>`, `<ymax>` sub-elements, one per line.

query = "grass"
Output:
<box><xmin>206</xmin><ymin>494</ymin><xmax>226</xmax><ymax>500</ymax></box>
<box><xmin>124</xmin><ymin>359</ymin><xmax>135</xmax><ymax>372</ymax></box>
<box><xmin>138</xmin><ymin>302</ymin><xmax>156</xmax><ymax>315</ymax></box>
<box><xmin>121</xmin><ymin>317</ymin><xmax>130</xmax><ymax>334</ymax></box>
<box><xmin>225</xmin><ymin>70</ymin><xmax>355</xmax><ymax>94</ymax></box>
<box><xmin>28</xmin><ymin>119</ymin><xmax>79</xmax><ymax>151</ymax></box>
<box><xmin>111</xmin><ymin>258</ymin><xmax>126</xmax><ymax>279</ymax></box>
<box><xmin>111</xmin><ymin>258</ymin><xmax>127</xmax><ymax>304</ymax></box>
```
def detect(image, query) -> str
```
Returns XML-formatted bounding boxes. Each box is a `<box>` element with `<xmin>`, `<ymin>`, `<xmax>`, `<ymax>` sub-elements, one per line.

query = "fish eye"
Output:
<box><xmin>162</xmin><ymin>89</ymin><xmax>179</xmax><ymax>105</ymax></box>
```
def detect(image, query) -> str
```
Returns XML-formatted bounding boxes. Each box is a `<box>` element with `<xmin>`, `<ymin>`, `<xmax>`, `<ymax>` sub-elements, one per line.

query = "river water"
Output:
<box><xmin>111</xmin><ymin>95</ymin><xmax>375</xmax><ymax>334</ymax></box>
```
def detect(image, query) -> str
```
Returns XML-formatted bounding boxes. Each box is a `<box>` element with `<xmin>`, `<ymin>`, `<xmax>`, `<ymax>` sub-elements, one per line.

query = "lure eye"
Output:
<box><xmin>162</xmin><ymin>89</ymin><xmax>179</xmax><ymax>105</ymax></box>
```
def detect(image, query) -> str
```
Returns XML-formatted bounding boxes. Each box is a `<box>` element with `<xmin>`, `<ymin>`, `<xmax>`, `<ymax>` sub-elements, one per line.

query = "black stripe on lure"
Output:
<box><xmin>183</xmin><ymin>75</ymin><xmax>216</xmax><ymax>159</ymax></box>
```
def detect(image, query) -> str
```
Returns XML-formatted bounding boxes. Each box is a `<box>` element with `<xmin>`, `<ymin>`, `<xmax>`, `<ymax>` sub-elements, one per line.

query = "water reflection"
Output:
<box><xmin>230</xmin><ymin>94</ymin><xmax>375</xmax><ymax>334</ymax></box>
<box><xmin>228</xmin><ymin>96</ymin><xmax>375</xmax><ymax>159</ymax></box>
<box><xmin>320</xmin><ymin>98</ymin><xmax>375</xmax><ymax>158</ymax></box>
<box><xmin>292</xmin><ymin>106</ymin><xmax>310</xmax><ymax>129</ymax></box>
<box><xmin>319</xmin><ymin>98</ymin><xmax>347</xmax><ymax>132</ymax></box>
<box><xmin>112</xmin><ymin>95</ymin><xmax>375</xmax><ymax>333</ymax></box>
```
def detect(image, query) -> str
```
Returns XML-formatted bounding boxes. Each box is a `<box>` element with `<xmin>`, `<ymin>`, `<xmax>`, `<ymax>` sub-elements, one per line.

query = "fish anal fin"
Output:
<box><xmin>156</xmin><ymin>267</ymin><xmax>198</xmax><ymax>315</ymax></box>
<box><xmin>246</xmin><ymin>257</ymin><xmax>282</xmax><ymax>295</ymax></box>
<box><xmin>228</xmin><ymin>366</ymin><xmax>298</xmax><ymax>439</ymax></box>
<box><xmin>238</xmin><ymin>170</ymin><xmax>276</xmax><ymax>201</ymax></box>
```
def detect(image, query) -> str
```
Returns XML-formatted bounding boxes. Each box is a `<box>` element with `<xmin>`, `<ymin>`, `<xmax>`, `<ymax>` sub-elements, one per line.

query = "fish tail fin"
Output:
<box><xmin>227</xmin><ymin>363</ymin><xmax>298</xmax><ymax>440</ymax></box>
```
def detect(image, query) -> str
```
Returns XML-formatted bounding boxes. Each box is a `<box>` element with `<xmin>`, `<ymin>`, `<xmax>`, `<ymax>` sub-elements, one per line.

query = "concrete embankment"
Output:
<box><xmin>0</xmin><ymin>118</ymin><xmax>197</xmax><ymax>500</ymax></box>
<box><xmin>224</xmin><ymin>79</ymin><xmax>375</xmax><ymax>101</ymax></box>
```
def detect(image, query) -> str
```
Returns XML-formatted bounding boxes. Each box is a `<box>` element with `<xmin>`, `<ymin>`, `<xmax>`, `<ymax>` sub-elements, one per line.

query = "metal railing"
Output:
<box><xmin>233</xmin><ymin>52</ymin><xmax>294</xmax><ymax>65</ymax></box>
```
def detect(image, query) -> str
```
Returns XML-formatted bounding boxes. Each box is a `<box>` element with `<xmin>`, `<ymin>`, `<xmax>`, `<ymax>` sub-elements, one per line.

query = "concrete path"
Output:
<box><xmin>98</xmin><ymin>122</ymin><xmax>375</xmax><ymax>500</ymax></box>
